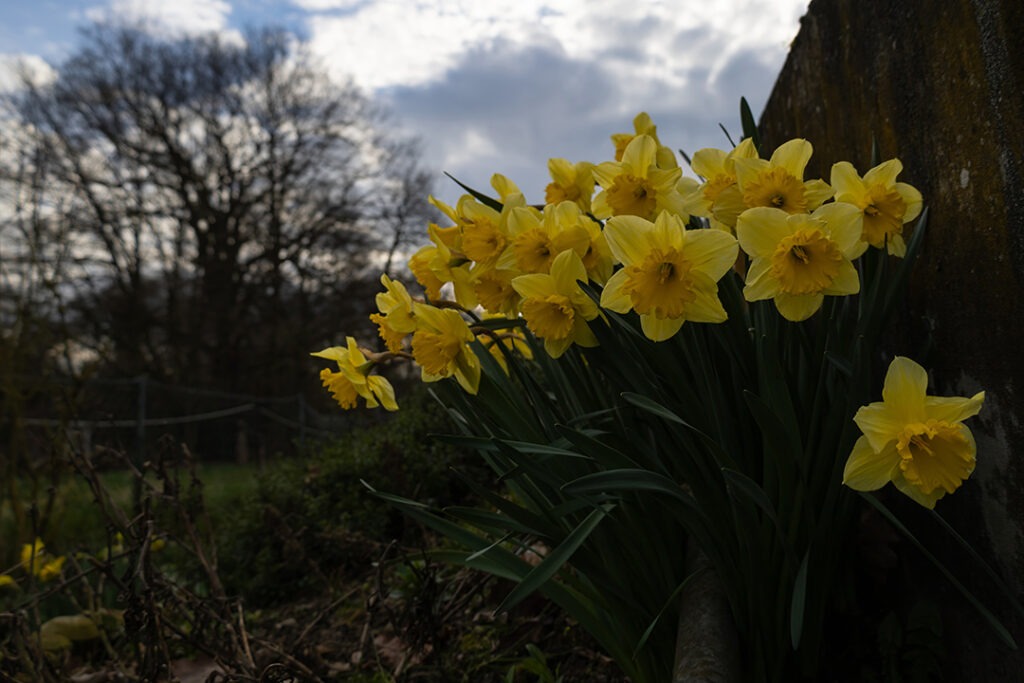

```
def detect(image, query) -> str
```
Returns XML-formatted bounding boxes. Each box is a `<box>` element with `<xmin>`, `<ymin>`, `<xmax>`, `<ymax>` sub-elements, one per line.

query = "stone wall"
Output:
<box><xmin>759</xmin><ymin>0</ymin><xmax>1024</xmax><ymax>677</ymax></box>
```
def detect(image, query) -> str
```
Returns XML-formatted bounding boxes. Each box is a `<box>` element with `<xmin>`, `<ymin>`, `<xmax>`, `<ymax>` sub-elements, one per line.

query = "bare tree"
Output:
<box><xmin>0</xmin><ymin>24</ymin><xmax>431</xmax><ymax>395</ymax></box>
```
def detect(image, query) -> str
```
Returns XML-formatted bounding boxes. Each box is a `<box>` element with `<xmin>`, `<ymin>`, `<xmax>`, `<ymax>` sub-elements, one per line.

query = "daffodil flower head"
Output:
<box><xmin>499</xmin><ymin>202</ymin><xmax>590</xmax><ymax>275</ymax></box>
<box><xmin>600</xmin><ymin>212</ymin><xmax>739</xmax><ymax>341</ymax></box>
<box><xmin>545</xmin><ymin>158</ymin><xmax>595</xmax><ymax>212</ymax></box>
<box><xmin>371</xmin><ymin>274</ymin><xmax>417</xmax><ymax>353</ymax></box>
<box><xmin>843</xmin><ymin>357</ymin><xmax>985</xmax><ymax>509</ymax></box>
<box><xmin>312</xmin><ymin>337</ymin><xmax>398</xmax><ymax>411</ymax></box>
<box><xmin>733</xmin><ymin>139</ymin><xmax>834</xmax><ymax>216</ymax></box>
<box><xmin>737</xmin><ymin>203</ymin><xmax>863</xmax><ymax>321</ymax></box>
<box><xmin>831</xmin><ymin>159</ymin><xmax>923</xmax><ymax>257</ymax></box>
<box><xmin>610</xmin><ymin>112</ymin><xmax>678</xmax><ymax>169</ymax></box>
<box><xmin>410</xmin><ymin>304</ymin><xmax>481</xmax><ymax>394</ymax></box>
<box><xmin>592</xmin><ymin>135</ymin><xmax>686</xmax><ymax>221</ymax></box>
<box><xmin>511</xmin><ymin>250</ymin><xmax>600</xmax><ymax>358</ymax></box>
<box><xmin>471</xmin><ymin>264</ymin><xmax>522</xmax><ymax>317</ymax></box>
<box><xmin>456</xmin><ymin>195</ymin><xmax>508</xmax><ymax>266</ymax></box>
<box><xmin>682</xmin><ymin>137</ymin><xmax>760</xmax><ymax>231</ymax></box>
<box><xmin>19</xmin><ymin>538</ymin><xmax>65</xmax><ymax>582</ymax></box>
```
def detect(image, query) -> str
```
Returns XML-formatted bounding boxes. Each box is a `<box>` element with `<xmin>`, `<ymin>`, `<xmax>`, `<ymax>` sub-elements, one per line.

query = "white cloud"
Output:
<box><xmin>290</xmin><ymin>0</ymin><xmax>364</xmax><ymax>10</ymax></box>
<box><xmin>0</xmin><ymin>54</ymin><xmax>57</xmax><ymax>92</ymax></box>
<box><xmin>305</xmin><ymin>0</ymin><xmax>806</xmax><ymax>93</ymax></box>
<box><xmin>85</xmin><ymin>0</ymin><xmax>237</xmax><ymax>39</ymax></box>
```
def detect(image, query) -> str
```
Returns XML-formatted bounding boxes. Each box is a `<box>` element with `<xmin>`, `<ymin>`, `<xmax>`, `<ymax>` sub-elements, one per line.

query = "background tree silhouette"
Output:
<box><xmin>0</xmin><ymin>24</ymin><xmax>431</xmax><ymax>397</ymax></box>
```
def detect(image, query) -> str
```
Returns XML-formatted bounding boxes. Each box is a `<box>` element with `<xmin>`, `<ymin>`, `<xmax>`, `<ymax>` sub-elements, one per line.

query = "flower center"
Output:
<box><xmin>860</xmin><ymin>184</ymin><xmax>907</xmax><ymax>247</ymax></box>
<box><xmin>411</xmin><ymin>329</ymin><xmax>462</xmax><ymax>376</ymax></box>
<box><xmin>623</xmin><ymin>248</ymin><xmax>696</xmax><ymax>318</ymax></box>
<box><xmin>461</xmin><ymin>218</ymin><xmax>506</xmax><ymax>264</ymax></box>
<box><xmin>770</xmin><ymin>228</ymin><xmax>843</xmax><ymax>295</ymax></box>
<box><xmin>521</xmin><ymin>294</ymin><xmax>575</xmax><ymax>340</ymax></box>
<box><xmin>513</xmin><ymin>228</ymin><xmax>555</xmax><ymax>273</ymax></box>
<box><xmin>605</xmin><ymin>173</ymin><xmax>657</xmax><ymax>218</ymax></box>
<box><xmin>545</xmin><ymin>182</ymin><xmax>581</xmax><ymax>205</ymax></box>
<box><xmin>896</xmin><ymin>420</ymin><xmax>973</xmax><ymax>495</ymax></box>
<box><xmin>743</xmin><ymin>167</ymin><xmax>808</xmax><ymax>214</ymax></box>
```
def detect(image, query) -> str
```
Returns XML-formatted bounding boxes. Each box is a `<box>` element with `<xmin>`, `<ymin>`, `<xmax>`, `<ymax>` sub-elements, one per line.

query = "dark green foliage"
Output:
<box><xmin>217</xmin><ymin>387</ymin><xmax>487</xmax><ymax>604</ymax></box>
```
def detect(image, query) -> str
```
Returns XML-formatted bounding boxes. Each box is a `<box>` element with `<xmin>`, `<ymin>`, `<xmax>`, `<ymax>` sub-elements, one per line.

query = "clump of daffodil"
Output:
<box><xmin>736</xmin><ymin>203</ymin><xmax>862</xmax><ymax>321</ymax></box>
<box><xmin>733</xmin><ymin>139</ymin><xmax>833</xmax><ymax>216</ymax></box>
<box><xmin>679</xmin><ymin>137</ymin><xmax>760</xmax><ymax>232</ymax></box>
<box><xmin>511</xmin><ymin>250</ymin><xmax>600</xmax><ymax>358</ymax></box>
<box><xmin>610</xmin><ymin>112</ymin><xmax>678</xmax><ymax>169</ymax></box>
<box><xmin>545</xmin><ymin>158</ymin><xmax>595</xmax><ymax>212</ymax></box>
<box><xmin>312</xmin><ymin>337</ymin><xmax>398</xmax><ymax>411</ymax></box>
<box><xmin>20</xmin><ymin>538</ymin><xmax>66</xmax><ymax>582</ymax></box>
<box><xmin>831</xmin><ymin>159</ymin><xmax>923</xmax><ymax>257</ymax></box>
<box><xmin>843</xmin><ymin>357</ymin><xmax>985</xmax><ymax>509</ymax></box>
<box><xmin>593</xmin><ymin>135</ymin><xmax>686</xmax><ymax>221</ymax></box>
<box><xmin>600</xmin><ymin>212</ymin><xmax>739</xmax><ymax>341</ymax></box>
<box><xmin>370</xmin><ymin>274</ymin><xmax>418</xmax><ymax>353</ymax></box>
<box><xmin>410</xmin><ymin>304</ymin><xmax>481</xmax><ymax>394</ymax></box>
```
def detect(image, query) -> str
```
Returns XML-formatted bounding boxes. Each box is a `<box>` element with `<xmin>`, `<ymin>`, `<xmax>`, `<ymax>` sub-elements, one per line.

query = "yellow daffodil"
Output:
<box><xmin>312</xmin><ymin>337</ymin><xmax>398</xmax><ymax>411</ymax></box>
<box><xmin>499</xmin><ymin>202</ymin><xmax>590</xmax><ymax>275</ymax></box>
<box><xmin>734</xmin><ymin>139</ymin><xmax>833</xmax><ymax>216</ymax></box>
<box><xmin>610</xmin><ymin>112</ymin><xmax>678</xmax><ymax>169</ymax></box>
<box><xmin>843</xmin><ymin>357</ymin><xmax>985</xmax><ymax>509</ymax></box>
<box><xmin>600</xmin><ymin>212</ymin><xmax>738</xmax><ymax>341</ymax></box>
<box><xmin>408</xmin><ymin>223</ymin><xmax>476</xmax><ymax>307</ymax></box>
<box><xmin>736</xmin><ymin>203</ymin><xmax>862</xmax><ymax>321</ymax></box>
<box><xmin>577</xmin><ymin>213</ymin><xmax>614</xmax><ymax>285</ymax></box>
<box><xmin>593</xmin><ymin>135</ymin><xmax>686</xmax><ymax>221</ymax></box>
<box><xmin>0</xmin><ymin>574</ymin><xmax>15</xmax><ymax>589</ymax></box>
<box><xmin>680</xmin><ymin>138</ymin><xmax>760</xmax><ymax>232</ymax></box>
<box><xmin>410</xmin><ymin>304</ymin><xmax>481</xmax><ymax>394</ymax></box>
<box><xmin>471</xmin><ymin>264</ymin><xmax>522</xmax><ymax>317</ymax></box>
<box><xmin>831</xmin><ymin>159</ymin><xmax>923</xmax><ymax>257</ymax></box>
<box><xmin>545</xmin><ymin>158</ymin><xmax>595</xmax><ymax>212</ymax></box>
<box><xmin>370</xmin><ymin>274</ymin><xmax>418</xmax><ymax>353</ymax></box>
<box><xmin>511</xmin><ymin>250</ymin><xmax>600</xmax><ymax>358</ymax></box>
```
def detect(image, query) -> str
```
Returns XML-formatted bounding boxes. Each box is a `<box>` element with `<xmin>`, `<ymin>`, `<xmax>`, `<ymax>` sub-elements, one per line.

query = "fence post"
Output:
<box><xmin>297</xmin><ymin>393</ymin><xmax>307</xmax><ymax>451</ymax></box>
<box><xmin>133</xmin><ymin>374</ymin><xmax>147</xmax><ymax>510</ymax></box>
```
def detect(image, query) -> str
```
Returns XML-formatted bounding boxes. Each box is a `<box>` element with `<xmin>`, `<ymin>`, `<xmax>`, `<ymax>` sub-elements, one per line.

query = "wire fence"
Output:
<box><xmin>2</xmin><ymin>374</ymin><xmax>356</xmax><ymax>467</ymax></box>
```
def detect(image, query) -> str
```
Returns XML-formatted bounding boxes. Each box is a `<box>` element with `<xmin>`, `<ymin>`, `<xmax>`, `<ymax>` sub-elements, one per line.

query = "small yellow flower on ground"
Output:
<box><xmin>843</xmin><ymin>356</ymin><xmax>985</xmax><ymax>509</ymax></box>
<box><xmin>831</xmin><ymin>159</ymin><xmax>923</xmax><ymax>257</ymax></box>
<box><xmin>512</xmin><ymin>250</ymin><xmax>600</xmax><ymax>358</ymax></box>
<box><xmin>312</xmin><ymin>337</ymin><xmax>398</xmax><ymax>411</ymax></box>
<box><xmin>600</xmin><ymin>212</ymin><xmax>739</xmax><ymax>341</ymax></box>
<box><xmin>410</xmin><ymin>304</ymin><xmax>481</xmax><ymax>394</ymax></box>
<box><xmin>737</xmin><ymin>203</ymin><xmax>862</xmax><ymax>321</ymax></box>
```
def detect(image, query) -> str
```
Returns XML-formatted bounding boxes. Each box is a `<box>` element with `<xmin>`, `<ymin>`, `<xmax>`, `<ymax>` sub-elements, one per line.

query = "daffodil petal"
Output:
<box><xmin>640</xmin><ymin>314</ymin><xmax>684</xmax><ymax>342</ymax></box>
<box><xmin>686</xmin><ymin>286</ymin><xmax>729</xmax><ymax>324</ymax></box>
<box><xmin>896</xmin><ymin>182</ymin><xmax>923</xmax><ymax>223</ymax></box>
<box><xmin>843</xmin><ymin>436</ymin><xmax>900</xmax><ymax>491</ymax></box>
<box><xmin>685</xmin><ymin>229</ymin><xmax>739</xmax><ymax>280</ymax></box>
<box><xmin>511</xmin><ymin>273</ymin><xmax>556</xmax><ymax>300</ymax></box>
<box><xmin>736</xmin><ymin>207</ymin><xmax>791</xmax><ymax>259</ymax></box>
<box><xmin>853</xmin><ymin>401</ymin><xmax>905</xmax><ymax>454</ymax></box>
<box><xmin>822</xmin><ymin>259</ymin><xmax>860</xmax><ymax>295</ymax></box>
<box><xmin>925</xmin><ymin>391</ymin><xmax>985</xmax><ymax>423</ymax></box>
<box><xmin>814</xmin><ymin>202</ymin><xmax>863</xmax><ymax>255</ymax></box>
<box><xmin>774</xmin><ymin>291</ymin><xmax>823</xmax><ymax>321</ymax></box>
<box><xmin>691</xmin><ymin>147</ymin><xmax>728</xmax><ymax>179</ymax></box>
<box><xmin>881</xmin><ymin>356</ymin><xmax>928</xmax><ymax>422</ymax></box>
<box><xmin>600</xmin><ymin>269</ymin><xmax>632</xmax><ymax>313</ymax></box>
<box><xmin>742</xmin><ymin>258</ymin><xmax>778</xmax><ymax>301</ymax></box>
<box><xmin>604</xmin><ymin>215</ymin><xmax>655</xmax><ymax>265</ymax></box>
<box><xmin>892</xmin><ymin>473</ymin><xmax>946</xmax><ymax>509</ymax></box>
<box><xmin>769</xmin><ymin>139</ymin><xmax>812</xmax><ymax>178</ymax></box>
<box><xmin>830</xmin><ymin>161</ymin><xmax>864</xmax><ymax>200</ymax></box>
<box><xmin>864</xmin><ymin>159</ymin><xmax>903</xmax><ymax>187</ymax></box>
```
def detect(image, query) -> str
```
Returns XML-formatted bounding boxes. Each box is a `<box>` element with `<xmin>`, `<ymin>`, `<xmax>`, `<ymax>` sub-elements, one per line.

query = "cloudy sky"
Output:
<box><xmin>0</xmin><ymin>0</ymin><xmax>809</xmax><ymax>204</ymax></box>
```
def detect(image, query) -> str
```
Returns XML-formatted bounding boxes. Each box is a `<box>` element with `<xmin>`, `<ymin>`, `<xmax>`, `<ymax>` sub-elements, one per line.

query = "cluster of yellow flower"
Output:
<box><xmin>0</xmin><ymin>538</ymin><xmax>66</xmax><ymax>588</ymax></box>
<box><xmin>314</xmin><ymin>113</ymin><xmax>982</xmax><ymax>508</ymax></box>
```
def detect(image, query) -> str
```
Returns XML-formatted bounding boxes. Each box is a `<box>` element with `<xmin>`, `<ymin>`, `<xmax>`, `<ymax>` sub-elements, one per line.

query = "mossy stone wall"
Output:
<box><xmin>760</xmin><ymin>0</ymin><xmax>1024</xmax><ymax>676</ymax></box>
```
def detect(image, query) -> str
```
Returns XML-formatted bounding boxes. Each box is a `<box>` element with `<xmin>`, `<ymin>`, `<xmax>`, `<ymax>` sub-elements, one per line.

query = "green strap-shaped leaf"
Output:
<box><xmin>443</xmin><ymin>172</ymin><xmax>504</xmax><ymax>211</ymax></box>
<box><xmin>790</xmin><ymin>550</ymin><xmax>810</xmax><ymax>649</ymax></box>
<box><xmin>496</xmin><ymin>504</ymin><xmax>613</xmax><ymax>614</ymax></box>
<box><xmin>861</xmin><ymin>492</ymin><xmax>1017</xmax><ymax>650</ymax></box>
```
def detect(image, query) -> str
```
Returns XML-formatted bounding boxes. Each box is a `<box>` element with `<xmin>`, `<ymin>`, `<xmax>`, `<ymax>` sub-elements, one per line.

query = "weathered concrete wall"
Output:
<box><xmin>760</xmin><ymin>0</ymin><xmax>1024</xmax><ymax>677</ymax></box>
